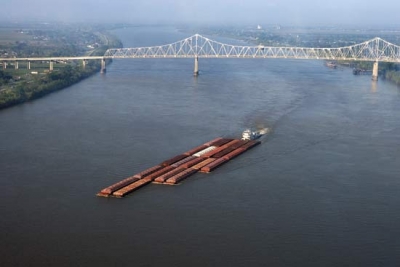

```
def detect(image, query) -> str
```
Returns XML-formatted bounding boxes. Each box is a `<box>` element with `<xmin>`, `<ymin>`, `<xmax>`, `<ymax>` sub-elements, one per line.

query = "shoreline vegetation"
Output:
<box><xmin>0</xmin><ymin>23</ymin><xmax>123</xmax><ymax>110</ymax></box>
<box><xmin>385</xmin><ymin>70</ymin><xmax>400</xmax><ymax>85</ymax></box>
<box><xmin>337</xmin><ymin>61</ymin><xmax>400</xmax><ymax>85</ymax></box>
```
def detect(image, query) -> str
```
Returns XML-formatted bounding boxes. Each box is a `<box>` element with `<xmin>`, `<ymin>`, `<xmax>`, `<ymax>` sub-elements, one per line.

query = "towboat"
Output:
<box><xmin>242</xmin><ymin>129</ymin><xmax>254</xmax><ymax>140</ymax></box>
<box><xmin>241</xmin><ymin>128</ymin><xmax>268</xmax><ymax>140</ymax></box>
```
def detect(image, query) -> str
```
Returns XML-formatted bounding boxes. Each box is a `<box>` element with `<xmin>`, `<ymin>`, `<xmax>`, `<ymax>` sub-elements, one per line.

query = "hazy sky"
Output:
<box><xmin>1</xmin><ymin>0</ymin><xmax>400</xmax><ymax>26</ymax></box>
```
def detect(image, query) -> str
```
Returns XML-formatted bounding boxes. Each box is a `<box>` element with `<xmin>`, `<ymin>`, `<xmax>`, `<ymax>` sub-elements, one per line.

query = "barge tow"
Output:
<box><xmin>97</xmin><ymin>132</ymin><xmax>264</xmax><ymax>198</ymax></box>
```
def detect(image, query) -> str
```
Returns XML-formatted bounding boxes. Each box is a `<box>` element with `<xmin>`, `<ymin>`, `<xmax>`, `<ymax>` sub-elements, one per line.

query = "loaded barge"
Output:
<box><xmin>97</xmin><ymin>130</ymin><xmax>264</xmax><ymax>198</ymax></box>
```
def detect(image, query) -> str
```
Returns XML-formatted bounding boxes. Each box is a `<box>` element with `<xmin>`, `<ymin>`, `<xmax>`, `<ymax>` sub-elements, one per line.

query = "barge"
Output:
<box><xmin>97</xmin><ymin>130</ymin><xmax>266</xmax><ymax>198</ymax></box>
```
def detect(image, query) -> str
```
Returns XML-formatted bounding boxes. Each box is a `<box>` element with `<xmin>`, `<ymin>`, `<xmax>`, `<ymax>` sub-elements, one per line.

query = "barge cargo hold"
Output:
<box><xmin>133</xmin><ymin>165</ymin><xmax>163</xmax><ymax>179</ymax></box>
<box><xmin>112</xmin><ymin>177</ymin><xmax>153</xmax><ymax>198</ymax></box>
<box><xmin>183</xmin><ymin>144</ymin><xmax>208</xmax><ymax>156</ymax></box>
<box><xmin>97</xmin><ymin>136</ymin><xmax>261</xmax><ymax>198</ymax></box>
<box><xmin>153</xmin><ymin>167</ymin><xmax>186</xmax><ymax>183</ymax></box>
<box><xmin>200</xmin><ymin>157</ymin><xmax>230</xmax><ymax>173</ymax></box>
<box><xmin>191</xmin><ymin>158</ymin><xmax>216</xmax><ymax>170</ymax></box>
<box><xmin>165</xmin><ymin>169</ymin><xmax>198</xmax><ymax>185</ymax></box>
<box><xmin>160</xmin><ymin>154</ymin><xmax>187</xmax><ymax>167</ymax></box>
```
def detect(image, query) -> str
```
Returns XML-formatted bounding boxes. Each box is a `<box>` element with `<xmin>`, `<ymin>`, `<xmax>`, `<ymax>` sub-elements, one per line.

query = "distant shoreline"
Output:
<box><xmin>0</xmin><ymin>31</ymin><xmax>122</xmax><ymax>110</ymax></box>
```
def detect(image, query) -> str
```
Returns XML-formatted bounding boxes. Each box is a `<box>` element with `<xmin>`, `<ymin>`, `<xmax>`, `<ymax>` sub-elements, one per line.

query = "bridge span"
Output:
<box><xmin>1</xmin><ymin>34</ymin><xmax>400</xmax><ymax>79</ymax></box>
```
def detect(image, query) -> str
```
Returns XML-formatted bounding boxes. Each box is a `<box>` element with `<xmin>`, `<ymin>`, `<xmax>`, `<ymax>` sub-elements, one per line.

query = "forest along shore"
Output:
<box><xmin>0</xmin><ymin>23</ymin><xmax>123</xmax><ymax>110</ymax></box>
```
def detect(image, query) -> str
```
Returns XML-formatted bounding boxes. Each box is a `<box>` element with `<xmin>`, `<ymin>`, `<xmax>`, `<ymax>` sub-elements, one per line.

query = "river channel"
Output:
<box><xmin>1</xmin><ymin>26</ymin><xmax>400</xmax><ymax>266</ymax></box>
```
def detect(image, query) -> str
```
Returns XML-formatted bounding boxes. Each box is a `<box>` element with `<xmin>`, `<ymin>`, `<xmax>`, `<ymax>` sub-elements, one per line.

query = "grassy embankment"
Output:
<box><xmin>0</xmin><ymin>25</ymin><xmax>122</xmax><ymax>110</ymax></box>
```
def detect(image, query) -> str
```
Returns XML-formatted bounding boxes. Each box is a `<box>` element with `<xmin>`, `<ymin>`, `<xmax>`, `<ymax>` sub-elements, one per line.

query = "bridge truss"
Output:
<box><xmin>104</xmin><ymin>34</ymin><xmax>400</xmax><ymax>63</ymax></box>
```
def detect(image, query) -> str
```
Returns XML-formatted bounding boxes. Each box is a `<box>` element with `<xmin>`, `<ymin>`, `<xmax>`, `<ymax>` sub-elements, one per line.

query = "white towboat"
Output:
<box><xmin>241</xmin><ymin>128</ymin><xmax>268</xmax><ymax>140</ymax></box>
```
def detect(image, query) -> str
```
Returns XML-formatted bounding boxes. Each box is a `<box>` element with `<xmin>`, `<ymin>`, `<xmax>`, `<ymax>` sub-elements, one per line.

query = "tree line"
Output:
<box><xmin>0</xmin><ymin>30</ymin><xmax>122</xmax><ymax>110</ymax></box>
<box><xmin>0</xmin><ymin>62</ymin><xmax>101</xmax><ymax>109</ymax></box>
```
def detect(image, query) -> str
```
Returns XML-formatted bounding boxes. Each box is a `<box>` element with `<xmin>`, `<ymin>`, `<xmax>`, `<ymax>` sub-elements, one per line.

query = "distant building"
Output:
<box><xmin>257</xmin><ymin>25</ymin><xmax>262</xmax><ymax>30</ymax></box>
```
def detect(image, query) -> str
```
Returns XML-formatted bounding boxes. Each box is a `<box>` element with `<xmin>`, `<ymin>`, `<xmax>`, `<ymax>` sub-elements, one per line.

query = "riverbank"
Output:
<box><xmin>337</xmin><ymin>60</ymin><xmax>400</xmax><ymax>86</ymax></box>
<box><xmin>385</xmin><ymin>70</ymin><xmax>400</xmax><ymax>85</ymax></box>
<box><xmin>0</xmin><ymin>62</ymin><xmax>98</xmax><ymax>109</ymax></box>
<box><xmin>0</xmin><ymin>24</ymin><xmax>123</xmax><ymax>110</ymax></box>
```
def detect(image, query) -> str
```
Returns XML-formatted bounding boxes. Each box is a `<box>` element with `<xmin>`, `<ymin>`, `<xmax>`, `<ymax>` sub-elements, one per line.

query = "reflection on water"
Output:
<box><xmin>371</xmin><ymin>80</ymin><xmax>378</xmax><ymax>93</ymax></box>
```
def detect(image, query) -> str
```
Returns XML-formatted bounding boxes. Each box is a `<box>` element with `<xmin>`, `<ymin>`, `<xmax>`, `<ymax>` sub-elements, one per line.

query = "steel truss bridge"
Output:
<box><xmin>1</xmin><ymin>34</ymin><xmax>400</xmax><ymax>77</ymax></box>
<box><xmin>104</xmin><ymin>34</ymin><xmax>400</xmax><ymax>62</ymax></box>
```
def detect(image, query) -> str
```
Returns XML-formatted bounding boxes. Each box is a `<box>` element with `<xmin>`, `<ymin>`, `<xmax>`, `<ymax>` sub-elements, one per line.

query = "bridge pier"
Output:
<box><xmin>82</xmin><ymin>60</ymin><xmax>86</xmax><ymax>69</ymax></box>
<box><xmin>3</xmin><ymin>62</ymin><xmax>6</xmax><ymax>69</ymax></box>
<box><xmin>372</xmin><ymin>61</ymin><xmax>379</xmax><ymax>81</ymax></box>
<box><xmin>27</xmin><ymin>61</ymin><xmax>31</xmax><ymax>70</ymax></box>
<box><xmin>49</xmin><ymin>61</ymin><xmax>54</xmax><ymax>71</ymax></box>
<box><xmin>194</xmin><ymin>56</ymin><xmax>199</xmax><ymax>76</ymax></box>
<box><xmin>100</xmin><ymin>58</ymin><xmax>106</xmax><ymax>73</ymax></box>
<box><xmin>15</xmin><ymin>61</ymin><xmax>18</xmax><ymax>70</ymax></box>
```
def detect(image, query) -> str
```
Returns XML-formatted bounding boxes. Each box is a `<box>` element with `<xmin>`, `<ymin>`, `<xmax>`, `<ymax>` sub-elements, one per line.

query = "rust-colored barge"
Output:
<box><xmin>97</xmin><ymin>136</ymin><xmax>261</xmax><ymax>198</ymax></box>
